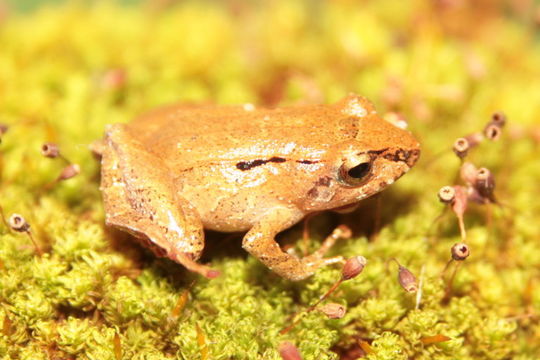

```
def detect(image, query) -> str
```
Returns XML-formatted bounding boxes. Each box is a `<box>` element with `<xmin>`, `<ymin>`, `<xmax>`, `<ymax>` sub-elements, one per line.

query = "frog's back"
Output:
<box><xmin>124</xmin><ymin>102</ymin><xmax>364</xmax><ymax>170</ymax></box>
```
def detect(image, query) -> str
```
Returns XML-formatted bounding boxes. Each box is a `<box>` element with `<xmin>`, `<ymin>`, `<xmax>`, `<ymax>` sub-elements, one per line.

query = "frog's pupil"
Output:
<box><xmin>348</xmin><ymin>162</ymin><xmax>371</xmax><ymax>179</ymax></box>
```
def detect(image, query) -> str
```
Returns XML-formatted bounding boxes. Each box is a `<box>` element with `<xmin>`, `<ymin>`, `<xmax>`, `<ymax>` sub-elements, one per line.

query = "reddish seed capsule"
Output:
<box><xmin>57</xmin><ymin>164</ymin><xmax>80</xmax><ymax>181</ymax></box>
<box><xmin>460</xmin><ymin>162</ymin><xmax>477</xmax><ymax>186</ymax></box>
<box><xmin>451</xmin><ymin>243</ymin><xmax>470</xmax><ymax>261</ymax></box>
<box><xmin>342</xmin><ymin>256</ymin><xmax>367</xmax><ymax>280</ymax></box>
<box><xmin>8</xmin><ymin>214</ymin><xmax>42</xmax><ymax>256</ymax></box>
<box><xmin>41</xmin><ymin>143</ymin><xmax>60</xmax><ymax>158</ymax></box>
<box><xmin>475</xmin><ymin>167</ymin><xmax>495</xmax><ymax>201</ymax></box>
<box><xmin>398</xmin><ymin>265</ymin><xmax>418</xmax><ymax>293</ymax></box>
<box><xmin>319</xmin><ymin>303</ymin><xmax>346</xmax><ymax>319</ymax></box>
<box><xmin>279</xmin><ymin>341</ymin><xmax>303</xmax><ymax>360</ymax></box>
<box><xmin>452</xmin><ymin>138</ymin><xmax>469</xmax><ymax>159</ymax></box>
<box><xmin>438</xmin><ymin>186</ymin><xmax>455</xmax><ymax>204</ymax></box>
<box><xmin>8</xmin><ymin>214</ymin><xmax>30</xmax><ymax>232</ymax></box>
<box><xmin>490</xmin><ymin>111</ymin><xmax>506</xmax><ymax>128</ymax></box>
<box><xmin>484</xmin><ymin>124</ymin><xmax>502</xmax><ymax>141</ymax></box>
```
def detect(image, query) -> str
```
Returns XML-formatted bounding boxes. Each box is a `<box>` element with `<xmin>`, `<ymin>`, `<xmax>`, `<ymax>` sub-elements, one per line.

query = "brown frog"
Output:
<box><xmin>97</xmin><ymin>94</ymin><xmax>420</xmax><ymax>280</ymax></box>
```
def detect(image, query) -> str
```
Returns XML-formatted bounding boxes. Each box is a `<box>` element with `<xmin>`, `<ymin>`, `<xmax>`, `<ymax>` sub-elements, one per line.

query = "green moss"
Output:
<box><xmin>367</xmin><ymin>332</ymin><xmax>407</xmax><ymax>360</ymax></box>
<box><xmin>0</xmin><ymin>0</ymin><xmax>539</xmax><ymax>359</ymax></box>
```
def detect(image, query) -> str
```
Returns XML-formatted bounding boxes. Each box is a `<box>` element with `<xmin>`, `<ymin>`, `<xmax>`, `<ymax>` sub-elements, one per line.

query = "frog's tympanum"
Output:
<box><xmin>98</xmin><ymin>94</ymin><xmax>420</xmax><ymax>280</ymax></box>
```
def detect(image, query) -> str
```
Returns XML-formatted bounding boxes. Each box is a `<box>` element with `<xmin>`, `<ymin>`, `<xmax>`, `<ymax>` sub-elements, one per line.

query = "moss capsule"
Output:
<box><xmin>453</xmin><ymin>137</ymin><xmax>469</xmax><ymax>159</ymax></box>
<box><xmin>342</xmin><ymin>255</ymin><xmax>367</xmax><ymax>280</ymax></box>
<box><xmin>398</xmin><ymin>265</ymin><xmax>418</xmax><ymax>293</ymax></box>
<box><xmin>438</xmin><ymin>186</ymin><xmax>455</xmax><ymax>204</ymax></box>
<box><xmin>460</xmin><ymin>161</ymin><xmax>477</xmax><ymax>185</ymax></box>
<box><xmin>484</xmin><ymin>124</ymin><xmax>502</xmax><ymax>141</ymax></box>
<box><xmin>490</xmin><ymin>111</ymin><xmax>506</xmax><ymax>128</ymax></box>
<box><xmin>8</xmin><ymin>213</ymin><xmax>30</xmax><ymax>232</ymax></box>
<box><xmin>41</xmin><ymin>143</ymin><xmax>60</xmax><ymax>158</ymax></box>
<box><xmin>451</xmin><ymin>243</ymin><xmax>470</xmax><ymax>260</ymax></box>
<box><xmin>58</xmin><ymin>164</ymin><xmax>80</xmax><ymax>181</ymax></box>
<box><xmin>475</xmin><ymin>167</ymin><xmax>495</xmax><ymax>201</ymax></box>
<box><xmin>319</xmin><ymin>303</ymin><xmax>346</xmax><ymax>319</ymax></box>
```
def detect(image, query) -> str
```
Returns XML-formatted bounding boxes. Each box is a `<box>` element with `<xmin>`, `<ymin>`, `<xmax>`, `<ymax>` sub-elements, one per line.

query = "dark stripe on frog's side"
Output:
<box><xmin>235</xmin><ymin>157</ymin><xmax>323</xmax><ymax>171</ymax></box>
<box><xmin>176</xmin><ymin>157</ymin><xmax>320</xmax><ymax>174</ymax></box>
<box><xmin>296</xmin><ymin>159</ymin><xmax>318</xmax><ymax>164</ymax></box>
<box><xmin>236</xmin><ymin>157</ymin><xmax>287</xmax><ymax>171</ymax></box>
<box><xmin>368</xmin><ymin>148</ymin><xmax>389</xmax><ymax>155</ymax></box>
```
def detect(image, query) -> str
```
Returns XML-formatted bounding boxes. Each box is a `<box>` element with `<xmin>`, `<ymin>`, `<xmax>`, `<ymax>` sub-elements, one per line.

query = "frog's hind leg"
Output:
<box><xmin>101</xmin><ymin>125</ymin><xmax>218</xmax><ymax>278</ymax></box>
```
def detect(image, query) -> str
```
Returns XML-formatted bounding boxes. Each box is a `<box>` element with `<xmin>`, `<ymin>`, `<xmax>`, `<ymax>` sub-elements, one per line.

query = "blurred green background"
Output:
<box><xmin>5</xmin><ymin>0</ymin><xmax>142</xmax><ymax>12</ymax></box>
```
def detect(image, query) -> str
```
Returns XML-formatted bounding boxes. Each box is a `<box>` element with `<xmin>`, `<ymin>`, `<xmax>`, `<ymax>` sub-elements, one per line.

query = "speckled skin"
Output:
<box><xmin>99</xmin><ymin>94</ymin><xmax>420</xmax><ymax>280</ymax></box>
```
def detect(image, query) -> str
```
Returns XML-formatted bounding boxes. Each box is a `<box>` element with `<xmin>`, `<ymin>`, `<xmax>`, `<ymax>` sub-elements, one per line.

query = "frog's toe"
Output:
<box><xmin>172</xmin><ymin>251</ymin><xmax>220</xmax><ymax>279</ymax></box>
<box><xmin>302</xmin><ymin>255</ymin><xmax>344</xmax><ymax>273</ymax></box>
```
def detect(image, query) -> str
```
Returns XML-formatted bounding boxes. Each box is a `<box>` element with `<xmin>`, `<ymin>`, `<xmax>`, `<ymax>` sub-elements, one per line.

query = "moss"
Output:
<box><xmin>367</xmin><ymin>332</ymin><xmax>407</xmax><ymax>360</ymax></box>
<box><xmin>0</xmin><ymin>0</ymin><xmax>539</xmax><ymax>359</ymax></box>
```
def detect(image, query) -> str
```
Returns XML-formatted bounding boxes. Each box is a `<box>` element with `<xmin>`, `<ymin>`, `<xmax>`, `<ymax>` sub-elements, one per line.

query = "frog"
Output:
<box><xmin>97</xmin><ymin>94</ymin><xmax>420</xmax><ymax>281</ymax></box>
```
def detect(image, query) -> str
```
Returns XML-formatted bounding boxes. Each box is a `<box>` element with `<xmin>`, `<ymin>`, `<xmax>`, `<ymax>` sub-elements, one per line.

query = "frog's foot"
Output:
<box><xmin>309</xmin><ymin>225</ymin><xmax>352</xmax><ymax>259</ymax></box>
<box><xmin>101</xmin><ymin>125</ymin><xmax>218</xmax><ymax>279</ymax></box>
<box><xmin>242</xmin><ymin>207</ymin><xmax>346</xmax><ymax>281</ymax></box>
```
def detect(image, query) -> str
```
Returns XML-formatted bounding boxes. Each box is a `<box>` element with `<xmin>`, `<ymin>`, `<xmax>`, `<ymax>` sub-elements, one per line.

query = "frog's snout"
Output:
<box><xmin>403</xmin><ymin>148</ymin><xmax>421</xmax><ymax>169</ymax></box>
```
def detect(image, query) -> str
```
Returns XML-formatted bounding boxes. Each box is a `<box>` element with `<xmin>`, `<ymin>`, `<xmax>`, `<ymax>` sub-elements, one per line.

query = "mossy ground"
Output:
<box><xmin>0</xmin><ymin>1</ymin><xmax>539</xmax><ymax>359</ymax></box>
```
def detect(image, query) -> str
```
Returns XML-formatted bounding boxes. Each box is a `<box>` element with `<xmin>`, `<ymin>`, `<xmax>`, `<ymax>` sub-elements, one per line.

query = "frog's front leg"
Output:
<box><xmin>101</xmin><ymin>125</ymin><xmax>218</xmax><ymax>278</ymax></box>
<box><xmin>242</xmin><ymin>206</ymin><xmax>342</xmax><ymax>281</ymax></box>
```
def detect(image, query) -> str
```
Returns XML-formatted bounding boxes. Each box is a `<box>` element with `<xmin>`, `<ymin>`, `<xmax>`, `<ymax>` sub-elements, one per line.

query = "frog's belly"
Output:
<box><xmin>199</xmin><ymin>213</ymin><xmax>257</xmax><ymax>233</ymax></box>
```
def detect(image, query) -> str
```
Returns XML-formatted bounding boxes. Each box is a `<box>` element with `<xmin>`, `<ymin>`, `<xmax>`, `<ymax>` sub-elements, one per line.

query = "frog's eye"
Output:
<box><xmin>339</xmin><ymin>154</ymin><xmax>373</xmax><ymax>186</ymax></box>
